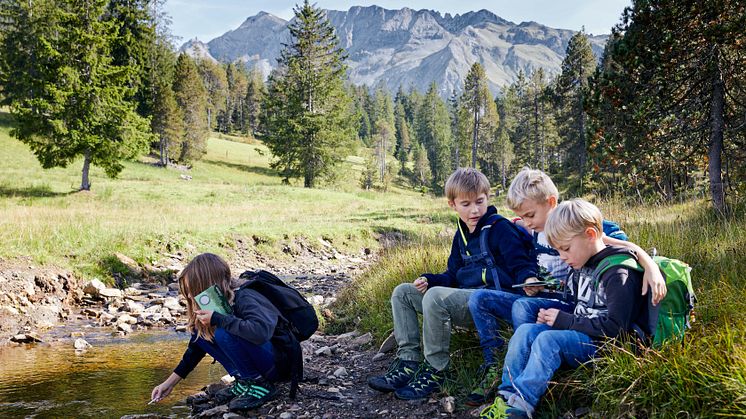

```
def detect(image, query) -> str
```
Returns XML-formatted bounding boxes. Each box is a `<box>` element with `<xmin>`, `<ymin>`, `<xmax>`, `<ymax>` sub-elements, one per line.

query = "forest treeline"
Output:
<box><xmin>0</xmin><ymin>0</ymin><xmax>743</xmax><ymax>211</ymax></box>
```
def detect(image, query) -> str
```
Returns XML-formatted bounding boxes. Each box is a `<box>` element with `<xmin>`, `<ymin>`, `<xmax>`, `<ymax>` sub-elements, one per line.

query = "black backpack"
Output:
<box><xmin>238</xmin><ymin>270</ymin><xmax>319</xmax><ymax>397</ymax></box>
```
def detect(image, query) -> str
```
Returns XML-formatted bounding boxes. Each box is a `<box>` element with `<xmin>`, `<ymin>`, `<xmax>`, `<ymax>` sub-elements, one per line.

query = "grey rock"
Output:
<box><xmin>124</xmin><ymin>300</ymin><xmax>145</xmax><ymax>314</ymax></box>
<box><xmin>83</xmin><ymin>278</ymin><xmax>106</xmax><ymax>297</ymax></box>
<box><xmin>279</xmin><ymin>413</ymin><xmax>294</xmax><ymax>419</ymax></box>
<box><xmin>351</xmin><ymin>332</ymin><xmax>373</xmax><ymax>346</ymax></box>
<box><xmin>99</xmin><ymin>288</ymin><xmax>123</xmax><ymax>299</ymax></box>
<box><xmin>74</xmin><ymin>338</ymin><xmax>92</xmax><ymax>350</ymax></box>
<box><xmin>335</xmin><ymin>331</ymin><xmax>359</xmax><ymax>341</ymax></box>
<box><xmin>117</xmin><ymin>313</ymin><xmax>138</xmax><ymax>325</ymax></box>
<box><xmin>333</xmin><ymin>367</ymin><xmax>348</xmax><ymax>377</ymax></box>
<box><xmin>440</xmin><ymin>396</ymin><xmax>455</xmax><ymax>414</ymax></box>
<box><xmin>117</xmin><ymin>323</ymin><xmax>132</xmax><ymax>334</ymax></box>
<box><xmin>379</xmin><ymin>332</ymin><xmax>397</xmax><ymax>353</ymax></box>
<box><xmin>372</xmin><ymin>352</ymin><xmax>387</xmax><ymax>362</ymax></box>
<box><xmin>11</xmin><ymin>333</ymin><xmax>42</xmax><ymax>343</ymax></box>
<box><xmin>314</xmin><ymin>346</ymin><xmax>333</xmax><ymax>356</ymax></box>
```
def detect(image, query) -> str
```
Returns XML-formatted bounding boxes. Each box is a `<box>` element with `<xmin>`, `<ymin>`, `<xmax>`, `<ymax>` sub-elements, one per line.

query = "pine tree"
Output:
<box><xmin>244</xmin><ymin>68</ymin><xmax>265</xmax><ymax>137</ymax></box>
<box><xmin>588</xmin><ymin>0</ymin><xmax>746</xmax><ymax>211</ymax></box>
<box><xmin>260</xmin><ymin>0</ymin><xmax>354</xmax><ymax>187</ymax></box>
<box><xmin>0</xmin><ymin>0</ymin><xmax>153</xmax><ymax>190</ymax></box>
<box><xmin>556</xmin><ymin>30</ymin><xmax>597</xmax><ymax>191</ymax></box>
<box><xmin>198</xmin><ymin>59</ymin><xmax>227</xmax><ymax>131</ymax></box>
<box><xmin>172</xmin><ymin>53</ymin><xmax>208</xmax><ymax>162</ymax></box>
<box><xmin>459</xmin><ymin>62</ymin><xmax>499</xmax><ymax>168</ymax></box>
<box><xmin>415</xmin><ymin>82</ymin><xmax>452</xmax><ymax>191</ymax></box>
<box><xmin>151</xmin><ymin>80</ymin><xmax>184</xmax><ymax>165</ymax></box>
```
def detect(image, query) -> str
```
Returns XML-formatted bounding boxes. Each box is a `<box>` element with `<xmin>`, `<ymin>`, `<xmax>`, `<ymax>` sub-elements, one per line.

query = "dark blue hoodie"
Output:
<box><xmin>422</xmin><ymin>206</ymin><xmax>538</xmax><ymax>291</ymax></box>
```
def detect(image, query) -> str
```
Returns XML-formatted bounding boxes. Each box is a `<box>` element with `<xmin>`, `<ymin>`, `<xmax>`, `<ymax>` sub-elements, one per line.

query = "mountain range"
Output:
<box><xmin>180</xmin><ymin>6</ymin><xmax>608</xmax><ymax>96</ymax></box>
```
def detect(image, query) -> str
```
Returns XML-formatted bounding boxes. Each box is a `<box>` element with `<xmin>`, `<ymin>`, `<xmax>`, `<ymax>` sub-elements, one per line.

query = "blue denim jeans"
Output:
<box><xmin>194</xmin><ymin>328</ymin><xmax>278</xmax><ymax>381</ymax></box>
<box><xmin>468</xmin><ymin>289</ymin><xmax>524</xmax><ymax>364</ymax></box>
<box><xmin>497</xmin><ymin>324</ymin><xmax>597</xmax><ymax>416</ymax></box>
<box><xmin>511</xmin><ymin>296</ymin><xmax>574</xmax><ymax>329</ymax></box>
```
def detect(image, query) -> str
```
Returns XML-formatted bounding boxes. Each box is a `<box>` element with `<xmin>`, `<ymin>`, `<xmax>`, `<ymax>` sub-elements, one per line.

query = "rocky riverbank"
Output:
<box><xmin>1</xmin><ymin>240</ymin><xmax>481</xmax><ymax>419</ymax></box>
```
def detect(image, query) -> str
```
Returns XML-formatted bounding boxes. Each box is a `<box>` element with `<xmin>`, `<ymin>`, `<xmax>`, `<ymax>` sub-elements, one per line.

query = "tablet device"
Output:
<box><xmin>511</xmin><ymin>280</ymin><xmax>558</xmax><ymax>289</ymax></box>
<box><xmin>195</xmin><ymin>285</ymin><xmax>233</xmax><ymax>315</ymax></box>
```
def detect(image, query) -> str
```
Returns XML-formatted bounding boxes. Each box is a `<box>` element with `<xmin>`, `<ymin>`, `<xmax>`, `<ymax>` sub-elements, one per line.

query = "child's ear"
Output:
<box><xmin>447</xmin><ymin>200</ymin><xmax>456</xmax><ymax>210</ymax></box>
<box><xmin>584</xmin><ymin>227</ymin><xmax>599</xmax><ymax>240</ymax></box>
<box><xmin>547</xmin><ymin>195</ymin><xmax>558</xmax><ymax>208</ymax></box>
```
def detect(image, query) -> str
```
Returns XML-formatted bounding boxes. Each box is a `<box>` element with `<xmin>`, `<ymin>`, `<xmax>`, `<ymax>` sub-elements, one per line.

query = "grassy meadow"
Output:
<box><xmin>0</xmin><ymin>111</ymin><xmax>452</xmax><ymax>278</ymax></box>
<box><xmin>2</xmin><ymin>110</ymin><xmax>745</xmax><ymax>416</ymax></box>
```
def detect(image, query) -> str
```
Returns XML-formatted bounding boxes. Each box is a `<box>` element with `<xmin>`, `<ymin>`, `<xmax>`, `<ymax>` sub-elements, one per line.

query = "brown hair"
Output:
<box><xmin>178</xmin><ymin>253</ymin><xmax>236</xmax><ymax>342</ymax></box>
<box><xmin>444</xmin><ymin>167</ymin><xmax>491</xmax><ymax>201</ymax></box>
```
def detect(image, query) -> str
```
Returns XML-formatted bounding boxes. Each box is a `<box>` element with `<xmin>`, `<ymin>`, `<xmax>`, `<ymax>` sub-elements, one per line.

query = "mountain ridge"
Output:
<box><xmin>179</xmin><ymin>6</ymin><xmax>607</xmax><ymax>95</ymax></box>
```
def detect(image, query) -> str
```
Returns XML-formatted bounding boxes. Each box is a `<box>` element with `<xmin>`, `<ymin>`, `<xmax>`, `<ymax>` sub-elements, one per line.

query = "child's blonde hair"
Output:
<box><xmin>178</xmin><ymin>253</ymin><xmax>236</xmax><ymax>342</ymax></box>
<box><xmin>545</xmin><ymin>199</ymin><xmax>603</xmax><ymax>248</ymax></box>
<box><xmin>445</xmin><ymin>168</ymin><xmax>491</xmax><ymax>201</ymax></box>
<box><xmin>506</xmin><ymin>168</ymin><xmax>559</xmax><ymax>210</ymax></box>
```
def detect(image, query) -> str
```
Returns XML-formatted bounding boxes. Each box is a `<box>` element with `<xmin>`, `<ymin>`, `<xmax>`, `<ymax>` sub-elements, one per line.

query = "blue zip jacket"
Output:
<box><xmin>422</xmin><ymin>206</ymin><xmax>538</xmax><ymax>290</ymax></box>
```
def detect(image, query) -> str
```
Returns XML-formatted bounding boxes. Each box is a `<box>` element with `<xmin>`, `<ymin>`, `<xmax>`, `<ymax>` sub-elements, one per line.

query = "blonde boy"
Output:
<box><xmin>368</xmin><ymin>168</ymin><xmax>538</xmax><ymax>401</ymax></box>
<box><xmin>479</xmin><ymin>199</ymin><xmax>658</xmax><ymax>418</ymax></box>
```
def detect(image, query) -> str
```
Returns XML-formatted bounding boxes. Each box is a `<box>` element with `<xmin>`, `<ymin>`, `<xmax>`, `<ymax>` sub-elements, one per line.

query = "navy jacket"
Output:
<box><xmin>173</xmin><ymin>287</ymin><xmax>282</xmax><ymax>379</ymax></box>
<box><xmin>422</xmin><ymin>206</ymin><xmax>538</xmax><ymax>290</ymax></box>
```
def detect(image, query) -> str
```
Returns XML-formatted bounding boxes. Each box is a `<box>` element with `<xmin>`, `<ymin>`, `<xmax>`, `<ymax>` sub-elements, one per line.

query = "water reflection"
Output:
<box><xmin>0</xmin><ymin>331</ymin><xmax>225</xmax><ymax>418</ymax></box>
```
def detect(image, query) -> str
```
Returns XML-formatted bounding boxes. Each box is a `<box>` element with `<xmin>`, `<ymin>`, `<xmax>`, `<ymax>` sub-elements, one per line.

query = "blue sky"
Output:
<box><xmin>164</xmin><ymin>0</ymin><xmax>631</xmax><ymax>44</ymax></box>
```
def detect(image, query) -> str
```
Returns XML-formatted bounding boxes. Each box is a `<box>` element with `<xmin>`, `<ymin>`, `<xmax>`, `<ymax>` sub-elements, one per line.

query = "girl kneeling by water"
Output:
<box><xmin>151</xmin><ymin>253</ymin><xmax>290</xmax><ymax>412</ymax></box>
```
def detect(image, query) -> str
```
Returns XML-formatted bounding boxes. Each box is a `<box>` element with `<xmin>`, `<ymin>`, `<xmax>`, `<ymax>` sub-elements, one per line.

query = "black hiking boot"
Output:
<box><xmin>393</xmin><ymin>361</ymin><xmax>446</xmax><ymax>400</ymax></box>
<box><xmin>226</xmin><ymin>377</ymin><xmax>278</xmax><ymax>412</ymax></box>
<box><xmin>367</xmin><ymin>358</ymin><xmax>419</xmax><ymax>392</ymax></box>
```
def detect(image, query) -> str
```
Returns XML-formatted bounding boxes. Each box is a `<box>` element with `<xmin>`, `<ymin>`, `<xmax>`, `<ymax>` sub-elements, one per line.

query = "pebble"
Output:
<box><xmin>333</xmin><ymin>367</ymin><xmax>348</xmax><ymax>377</ymax></box>
<box><xmin>280</xmin><ymin>413</ymin><xmax>294</xmax><ymax>419</ymax></box>
<box><xmin>73</xmin><ymin>338</ymin><xmax>92</xmax><ymax>350</ymax></box>
<box><xmin>314</xmin><ymin>346</ymin><xmax>333</xmax><ymax>356</ymax></box>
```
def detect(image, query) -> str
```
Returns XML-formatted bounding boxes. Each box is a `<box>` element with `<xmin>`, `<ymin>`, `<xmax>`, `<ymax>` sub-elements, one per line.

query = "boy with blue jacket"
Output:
<box><xmin>367</xmin><ymin>168</ymin><xmax>538</xmax><ymax>400</ymax></box>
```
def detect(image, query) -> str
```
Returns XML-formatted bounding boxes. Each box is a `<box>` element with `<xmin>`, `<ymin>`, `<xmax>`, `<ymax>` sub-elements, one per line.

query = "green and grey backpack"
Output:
<box><xmin>593</xmin><ymin>251</ymin><xmax>696</xmax><ymax>347</ymax></box>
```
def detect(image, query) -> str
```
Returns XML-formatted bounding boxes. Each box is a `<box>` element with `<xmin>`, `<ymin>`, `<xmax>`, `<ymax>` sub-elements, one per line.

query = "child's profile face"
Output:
<box><xmin>449</xmin><ymin>192</ymin><xmax>489</xmax><ymax>233</ymax></box>
<box><xmin>514</xmin><ymin>197</ymin><xmax>556</xmax><ymax>232</ymax></box>
<box><xmin>554</xmin><ymin>228</ymin><xmax>599</xmax><ymax>270</ymax></box>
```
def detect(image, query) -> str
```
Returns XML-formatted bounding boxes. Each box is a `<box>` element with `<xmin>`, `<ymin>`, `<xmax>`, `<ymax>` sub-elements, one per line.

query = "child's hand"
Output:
<box><xmin>523</xmin><ymin>277</ymin><xmax>544</xmax><ymax>296</ymax></box>
<box><xmin>642</xmin><ymin>268</ymin><xmax>667</xmax><ymax>305</ymax></box>
<box><xmin>413</xmin><ymin>277</ymin><xmax>428</xmax><ymax>294</ymax></box>
<box><xmin>151</xmin><ymin>382</ymin><xmax>173</xmax><ymax>403</ymax></box>
<box><xmin>195</xmin><ymin>309</ymin><xmax>214</xmax><ymax>326</ymax></box>
<box><xmin>537</xmin><ymin>308</ymin><xmax>559</xmax><ymax>326</ymax></box>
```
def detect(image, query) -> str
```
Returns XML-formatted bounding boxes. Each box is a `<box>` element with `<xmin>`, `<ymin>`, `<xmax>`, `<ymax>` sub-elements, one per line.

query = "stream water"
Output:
<box><xmin>0</xmin><ymin>329</ymin><xmax>226</xmax><ymax>418</ymax></box>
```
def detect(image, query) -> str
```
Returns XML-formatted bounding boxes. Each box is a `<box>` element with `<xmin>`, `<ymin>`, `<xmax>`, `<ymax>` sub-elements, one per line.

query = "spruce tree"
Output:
<box><xmin>261</xmin><ymin>0</ymin><xmax>354</xmax><ymax>187</ymax></box>
<box><xmin>172</xmin><ymin>53</ymin><xmax>208</xmax><ymax>162</ymax></box>
<box><xmin>415</xmin><ymin>82</ymin><xmax>452</xmax><ymax>191</ymax></box>
<box><xmin>198</xmin><ymin>59</ymin><xmax>228</xmax><ymax>131</ymax></box>
<box><xmin>459</xmin><ymin>62</ymin><xmax>499</xmax><ymax>168</ymax></box>
<box><xmin>0</xmin><ymin>0</ymin><xmax>153</xmax><ymax>190</ymax></box>
<box><xmin>588</xmin><ymin>0</ymin><xmax>745</xmax><ymax>211</ymax></box>
<box><xmin>556</xmin><ymin>30</ymin><xmax>597</xmax><ymax>191</ymax></box>
<box><xmin>244</xmin><ymin>69</ymin><xmax>265</xmax><ymax>137</ymax></box>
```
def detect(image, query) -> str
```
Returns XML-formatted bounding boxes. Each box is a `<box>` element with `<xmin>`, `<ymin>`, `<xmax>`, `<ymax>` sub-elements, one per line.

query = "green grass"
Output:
<box><xmin>0</xmin><ymin>112</ymin><xmax>451</xmax><ymax>279</ymax></box>
<box><xmin>330</xmin><ymin>200</ymin><xmax>746</xmax><ymax>417</ymax></box>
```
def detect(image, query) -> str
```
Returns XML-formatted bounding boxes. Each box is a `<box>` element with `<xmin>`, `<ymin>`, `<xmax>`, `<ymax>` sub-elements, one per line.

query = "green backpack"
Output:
<box><xmin>593</xmin><ymin>252</ymin><xmax>696</xmax><ymax>347</ymax></box>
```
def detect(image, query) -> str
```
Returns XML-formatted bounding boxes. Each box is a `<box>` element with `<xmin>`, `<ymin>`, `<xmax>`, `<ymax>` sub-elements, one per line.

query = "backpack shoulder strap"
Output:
<box><xmin>592</xmin><ymin>254</ymin><xmax>642</xmax><ymax>280</ymax></box>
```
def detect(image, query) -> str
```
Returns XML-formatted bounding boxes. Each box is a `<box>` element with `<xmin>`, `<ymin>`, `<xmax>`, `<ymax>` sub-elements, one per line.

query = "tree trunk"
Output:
<box><xmin>80</xmin><ymin>149</ymin><xmax>92</xmax><ymax>190</ymax></box>
<box><xmin>471</xmin><ymin>108</ymin><xmax>479</xmax><ymax>168</ymax></box>
<box><xmin>708</xmin><ymin>65</ymin><xmax>726</xmax><ymax>213</ymax></box>
<box><xmin>159</xmin><ymin>135</ymin><xmax>168</xmax><ymax>167</ymax></box>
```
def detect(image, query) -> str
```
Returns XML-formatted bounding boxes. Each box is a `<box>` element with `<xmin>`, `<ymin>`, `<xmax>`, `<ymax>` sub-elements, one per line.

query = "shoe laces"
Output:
<box><xmin>480</xmin><ymin>396</ymin><xmax>509</xmax><ymax>419</ymax></box>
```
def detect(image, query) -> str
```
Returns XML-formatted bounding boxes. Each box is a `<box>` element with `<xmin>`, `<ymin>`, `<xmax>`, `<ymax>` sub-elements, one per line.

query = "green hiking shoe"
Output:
<box><xmin>466</xmin><ymin>363</ymin><xmax>501</xmax><ymax>406</ymax></box>
<box><xmin>227</xmin><ymin>377</ymin><xmax>278</xmax><ymax>412</ymax></box>
<box><xmin>480</xmin><ymin>396</ymin><xmax>529</xmax><ymax>419</ymax></box>
<box><xmin>367</xmin><ymin>358</ymin><xmax>419</xmax><ymax>392</ymax></box>
<box><xmin>393</xmin><ymin>361</ymin><xmax>446</xmax><ymax>400</ymax></box>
